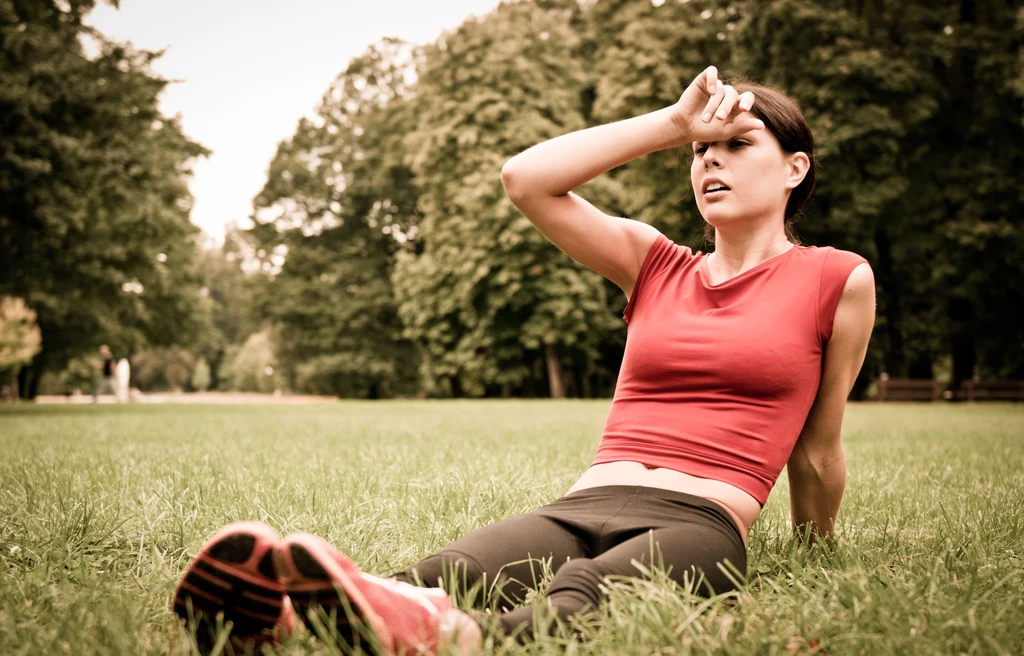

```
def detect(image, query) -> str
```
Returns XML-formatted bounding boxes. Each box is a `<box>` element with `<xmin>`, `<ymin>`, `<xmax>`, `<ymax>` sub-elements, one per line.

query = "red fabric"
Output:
<box><xmin>593</xmin><ymin>234</ymin><xmax>868</xmax><ymax>506</ymax></box>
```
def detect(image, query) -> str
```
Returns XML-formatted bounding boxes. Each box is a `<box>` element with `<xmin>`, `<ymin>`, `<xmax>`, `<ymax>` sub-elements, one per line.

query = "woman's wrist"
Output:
<box><xmin>653</xmin><ymin>105</ymin><xmax>693</xmax><ymax>150</ymax></box>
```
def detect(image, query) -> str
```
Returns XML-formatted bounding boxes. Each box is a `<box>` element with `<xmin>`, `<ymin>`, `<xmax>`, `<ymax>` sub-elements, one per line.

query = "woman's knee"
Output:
<box><xmin>399</xmin><ymin>549</ymin><xmax>486</xmax><ymax>592</ymax></box>
<box><xmin>546</xmin><ymin>557</ymin><xmax>618</xmax><ymax>616</ymax></box>
<box><xmin>399</xmin><ymin>549</ymin><xmax>537</xmax><ymax>608</ymax></box>
<box><xmin>498</xmin><ymin>557</ymin><xmax>615</xmax><ymax>640</ymax></box>
<box><xmin>657</xmin><ymin>534</ymin><xmax>747</xmax><ymax>597</ymax></box>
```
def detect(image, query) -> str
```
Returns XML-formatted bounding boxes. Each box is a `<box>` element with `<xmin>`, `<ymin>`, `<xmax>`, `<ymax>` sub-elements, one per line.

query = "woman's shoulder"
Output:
<box><xmin>637</xmin><ymin>232</ymin><xmax>698</xmax><ymax>277</ymax></box>
<box><xmin>792</xmin><ymin>244</ymin><xmax>869</xmax><ymax>270</ymax></box>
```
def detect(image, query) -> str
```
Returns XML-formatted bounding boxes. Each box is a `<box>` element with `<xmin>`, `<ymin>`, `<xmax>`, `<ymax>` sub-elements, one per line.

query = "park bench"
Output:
<box><xmin>959</xmin><ymin>380</ymin><xmax>1024</xmax><ymax>402</ymax></box>
<box><xmin>874</xmin><ymin>378</ymin><xmax>942</xmax><ymax>402</ymax></box>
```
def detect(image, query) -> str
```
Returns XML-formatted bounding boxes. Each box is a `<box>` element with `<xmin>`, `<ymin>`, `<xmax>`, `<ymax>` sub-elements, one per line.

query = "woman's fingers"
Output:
<box><xmin>737</xmin><ymin>91</ymin><xmax>755</xmax><ymax>112</ymax></box>
<box><xmin>715</xmin><ymin>86</ymin><xmax>741</xmax><ymax>120</ymax></box>
<box><xmin>702</xmin><ymin>84</ymin><xmax>727</xmax><ymax>123</ymax></box>
<box><xmin>732</xmin><ymin>93</ymin><xmax>762</xmax><ymax>132</ymax></box>
<box><xmin>685</xmin><ymin>68</ymin><xmax>759</xmax><ymax>137</ymax></box>
<box><xmin>703</xmin><ymin>65</ymin><xmax>718</xmax><ymax>95</ymax></box>
<box><xmin>722</xmin><ymin>91</ymin><xmax>757</xmax><ymax>126</ymax></box>
<box><xmin>729</xmin><ymin>116</ymin><xmax>766</xmax><ymax>136</ymax></box>
<box><xmin>702</xmin><ymin>84</ymin><xmax>746</xmax><ymax>123</ymax></box>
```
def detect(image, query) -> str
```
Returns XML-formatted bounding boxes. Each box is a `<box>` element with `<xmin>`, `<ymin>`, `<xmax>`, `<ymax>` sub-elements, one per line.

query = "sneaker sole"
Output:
<box><xmin>171</xmin><ymin>521</ymin><xmax>285</xmax><ymax>651</ymax></box>
<box><xmin>277</xmin><ymin>534</ymin><xmax>394</xmax><ymax>654</ymax></box>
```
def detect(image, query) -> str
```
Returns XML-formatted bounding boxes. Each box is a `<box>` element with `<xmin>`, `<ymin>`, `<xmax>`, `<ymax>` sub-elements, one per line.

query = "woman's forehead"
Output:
<box><xmin>692</xmin><ymin>128</ymin><xmax>780</xmax><ymax>150</ymax></box>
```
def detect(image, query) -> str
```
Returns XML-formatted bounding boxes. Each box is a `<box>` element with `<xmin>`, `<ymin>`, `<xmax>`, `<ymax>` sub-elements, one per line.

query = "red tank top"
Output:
<box><xmin>593</xmin><ymin>234</ymin><xmax>868</xmax><ymax>506</ymax></box>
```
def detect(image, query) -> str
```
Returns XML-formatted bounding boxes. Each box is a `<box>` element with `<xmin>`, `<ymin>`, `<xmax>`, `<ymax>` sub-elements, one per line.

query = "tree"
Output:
<box><xmin>190</xmin><ymin>357</ymin><xmax>210</xmax><ymax>392</ymax></box>
<box><xmin>248</xmin><ymin>39</ymin><xmax>422</xmax><ymax>398</ymax></box>
<box><xmin>192</xmin><ymin>229</ymin><xmax>262</xmax><ymax>390</ymax></box>
<box><xmin>236</xmin><ymin>0</ymin><xmax>1020</xmax><ymax>398</ymax></box>
<box><xmin>0</xmin><ymin>0</ymin><xmax>208</xmax><ymax>397</ymax></box>
<box><xmin>0</xmin><ymin>297</ymin><xmax>42</xmax><ymax>399</ymax></box>
<box><xmin>394</xmin><ymin>0</ymin><xmax>621</xmax><ymax>398</ymax></box>
<box><xmin>131</xmin><ymin>347</ymin><xmax>194</xmax><ymax>392</ymax></box>
<box><xmin>220</xmin><ymin>329</ymin><xmax>283</xmax><ymax>393</ymax></box>
<box><xmin>733</xmin><ymin>0</ymin><xmax>1024</xmax><ymax>389</ymax></box>
<box><xmin>581</xmin><ymin>0</ymin><xmax>739</xmax><ymax>244</ymax></box>
<box><xmin>920</xmin><ymin>0</ymin><xmax>1024</xmax><ymax>384</ymax></box>
<box><xmin>727</xmin><ymin>0</ymin><xmax>941</xmax><ymax>388</ymax></box>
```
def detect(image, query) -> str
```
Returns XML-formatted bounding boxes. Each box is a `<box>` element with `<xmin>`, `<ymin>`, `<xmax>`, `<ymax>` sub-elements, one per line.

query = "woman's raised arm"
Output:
<box><xmin>500</xmin><ymin>66</ymin><xmax>763</xmax><ymax>297</ymax></box>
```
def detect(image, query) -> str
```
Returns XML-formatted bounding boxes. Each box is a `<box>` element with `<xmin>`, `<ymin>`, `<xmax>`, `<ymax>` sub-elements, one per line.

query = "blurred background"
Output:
<box><xmin>1</xmin><ymin>0</ymin><xmax>1022</xmax><ymax>402</ymax></box>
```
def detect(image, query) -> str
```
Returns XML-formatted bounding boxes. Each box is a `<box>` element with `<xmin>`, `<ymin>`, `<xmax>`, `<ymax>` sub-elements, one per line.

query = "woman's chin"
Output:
<box><xmin>701</xmin><ymin>207</ymin><xmax>769</xmax><ymax>234</ymax></box>
<box><xmin>700</xmin><ymin>210</ymin><xmax>741</xmax><ymax>230</ymax></box>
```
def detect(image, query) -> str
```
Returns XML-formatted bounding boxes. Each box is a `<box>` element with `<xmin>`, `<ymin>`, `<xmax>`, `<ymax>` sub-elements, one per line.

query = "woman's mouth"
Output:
<box><xmin>704</xmin><ymin>185</ymin><xmax>730</xmax><ymax>199</ymax></box>
<box><xmin>702</xmin><ymin>178</ymin><xmax>732</xmax><ymax>199</ymax></box>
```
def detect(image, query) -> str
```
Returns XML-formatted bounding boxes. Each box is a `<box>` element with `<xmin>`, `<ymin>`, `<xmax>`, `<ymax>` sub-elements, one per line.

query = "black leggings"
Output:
<box><xmin>393</xmin><ymin>485</ymin><xmax>747</xmax><ymax>639</ymax></box>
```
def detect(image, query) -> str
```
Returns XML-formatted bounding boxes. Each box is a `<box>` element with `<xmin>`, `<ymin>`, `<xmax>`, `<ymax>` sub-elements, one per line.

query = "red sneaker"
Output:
<box><xmin>171</xmin><ymin>521</ymin><xmax>294</xmax><ymax>653</ymax></box>
<box><xmin>276</xmin><ymin>533</ymin><xmax>454</xmax><ymax>655</ymax></box>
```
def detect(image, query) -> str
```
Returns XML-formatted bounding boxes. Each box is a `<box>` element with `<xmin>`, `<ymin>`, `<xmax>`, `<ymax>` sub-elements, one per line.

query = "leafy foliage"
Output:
<box><xmin>582</xmin><ymin>0</ymin><xmax>740</xmax><ymax>243</ymax></box>
<box><xmin>220</xmin><ymin>329</ymin><xmax>284</xmax><ymax>393</ymax></box>
<box><xmin>190</xmin><ymin>357</ymin><xmax>210</xmax><ymax>392</ymax></box>
<box><xmin>393</xmin><ymin>0</ymin><xmax>621</xmax><ymax>398</ymax></box>
<box><xmin>131</xmin><ymin>347</ymin><xmax>194</xmax><ymax>392</ymax></box>
<box><xmin>11</xmin><ymin>0</ymin><xmax>1019</xmax><ymax>399</ymax></box>
<box><xmin>191</xmin><ymin>231</ymin><xmax>263</xmax><ymax>390</ymax></box>
<box><xmin>0</xmin><ymin>297</ymin><xmax>42</xmax><ymax>371</ymax></box>
<box><xmin>236</xmin><ymin>0</ymin><xmax>1023</xmax><ymax>398</ymax></box>
<box><xmin>0</xmin><ymin>0</ymin><xmax>208</xmax><ymax>396</ymax></box>
<box><xmin>730</xmin><ymin>0</ymin><xmax>1024</xmax><ymax>385</ymax></box>
<box><xmin>249</xmin><ymin>39</ymin><xmax>422</xmax><ymax>399</ymax></box>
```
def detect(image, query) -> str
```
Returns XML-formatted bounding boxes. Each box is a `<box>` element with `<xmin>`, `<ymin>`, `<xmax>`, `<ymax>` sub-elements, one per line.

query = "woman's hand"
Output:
<box><xmin>669</xmin><ymin>66</ymin><xmax>764</xmax><ymax>146</ymax></box>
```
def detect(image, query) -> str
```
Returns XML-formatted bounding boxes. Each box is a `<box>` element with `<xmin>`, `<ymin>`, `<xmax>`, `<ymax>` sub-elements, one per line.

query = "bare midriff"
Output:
<box><xmin>566</xmin><ymin>461</ymin><xmax>761</xmax><ymax>546</ymax></box>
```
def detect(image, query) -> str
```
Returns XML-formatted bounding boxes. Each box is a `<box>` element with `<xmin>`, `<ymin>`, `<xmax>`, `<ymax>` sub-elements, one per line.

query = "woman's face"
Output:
<box><xmin>690</xmin><ymin>128</ymin><xmax>808</xmax><ymax>233</ymax></box>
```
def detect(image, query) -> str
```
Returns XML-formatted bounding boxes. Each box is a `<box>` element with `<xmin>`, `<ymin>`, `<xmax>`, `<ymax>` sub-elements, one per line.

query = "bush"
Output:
<box><xmin>0</xmin><ymin>297</ymin><xmax>42</xmax><ymax>371</ymax></box>
<box><xmin>0</xmin><ymin>298</ymin><xmax>43</xmax><ymax>400</ymax></box>
<box><xmin>221</xmin><ymin>330</ymin><xmax>285</xmax><ymax>393</ymax></box>
<box><xmin>191</xmin><ymin>358</ymin><xmax>211</xmax><ymax>392</ymax></box>
<box><xmin>131</xmin><ymin>348</ymin><xmax>195</xmax><ymax>392</ymax></box>
<box><xmin>36</xmin><ymin>358</ymin><xmax>96</xmax><ymax>396</ymax></box>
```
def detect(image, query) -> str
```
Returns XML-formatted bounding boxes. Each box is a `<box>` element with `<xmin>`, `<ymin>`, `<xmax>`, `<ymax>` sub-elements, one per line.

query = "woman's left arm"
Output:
<box><xmin>787</xmin><ymin>262</ymin><xmax>876</xmax><ymax>541</ymax></box>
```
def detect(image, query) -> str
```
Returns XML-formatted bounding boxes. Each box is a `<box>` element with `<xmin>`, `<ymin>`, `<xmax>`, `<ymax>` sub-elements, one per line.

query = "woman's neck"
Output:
<box><xmin>708</xmin><ymin>228</ymin><xmax>793</xmax><ymax>281</ymax></box>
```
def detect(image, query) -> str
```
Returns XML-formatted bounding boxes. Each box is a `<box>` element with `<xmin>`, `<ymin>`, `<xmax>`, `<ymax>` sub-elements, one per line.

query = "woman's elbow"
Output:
<box><xmin>808</xmin><ymin>450</ymin><xmax>847</xmax><ymax>489</ymax></box>
<box><xmin>500</xmin><ymin>158</ymin><xmax>524</xmax><ymax>200</ymax></box>
<box><xmin>790</xmin><ymin>443</ymin><xmax>846</xmax><ymax>485</ymax></box>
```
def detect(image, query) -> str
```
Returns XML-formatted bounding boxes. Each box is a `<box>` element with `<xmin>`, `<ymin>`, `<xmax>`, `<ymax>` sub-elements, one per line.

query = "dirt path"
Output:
<box><xmin>35</xmin><ymin>391</ymin><xmax>337</xmax><ymax>405</ymax></box>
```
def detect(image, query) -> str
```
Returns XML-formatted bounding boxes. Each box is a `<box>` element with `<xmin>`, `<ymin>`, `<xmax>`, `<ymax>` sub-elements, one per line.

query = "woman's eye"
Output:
<box><xmin>695</xmin><ymin>145</ymin><xmax>708</xmax><ymax>154</ymax></box>
<box><xmin>730</xmin><ymin>141</ymin><xmax>747</xmax><ymax>148</ymax></box>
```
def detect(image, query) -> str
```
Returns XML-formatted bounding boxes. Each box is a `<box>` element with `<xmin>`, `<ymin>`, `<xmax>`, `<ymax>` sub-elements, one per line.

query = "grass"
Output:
<box><xmin>0</xmin><ymin>401</ymin><xmax>1022</xmax><ymax>655</ymax></box>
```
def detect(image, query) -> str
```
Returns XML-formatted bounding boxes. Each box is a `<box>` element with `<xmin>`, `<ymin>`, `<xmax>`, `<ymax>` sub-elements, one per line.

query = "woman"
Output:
<box><xmin>172</xmin><ymin>66</ymin><xmax>875</xmax><ymax>655</ymax></box>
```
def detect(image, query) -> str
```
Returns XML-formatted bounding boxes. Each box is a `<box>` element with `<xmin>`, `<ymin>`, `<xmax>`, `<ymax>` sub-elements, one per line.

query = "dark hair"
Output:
<box><xmin>700</xmin><ymin>81</ymin><xmax>816</xmax><ymax>245</ymax></box>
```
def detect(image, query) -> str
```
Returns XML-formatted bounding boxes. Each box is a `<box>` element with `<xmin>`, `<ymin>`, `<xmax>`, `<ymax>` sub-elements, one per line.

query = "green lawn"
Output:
<box><xmin>1</xmin><ymin>401</ymin><xmax>1022</xmax><ymax>655</ymax></box>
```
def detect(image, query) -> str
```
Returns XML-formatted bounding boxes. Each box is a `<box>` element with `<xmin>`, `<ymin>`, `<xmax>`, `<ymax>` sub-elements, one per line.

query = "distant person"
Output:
<box><xmin>91</xmin><ymin>345</ymin><xmax>117</xmax><ymax>402</ymax></box>
<box><xmin>171</xmin><ymin>66</ymin><xmax>875</xmax><ymax>655</ymax></box>
<box><xmin>114</xmin><ymin>356</ymin><xmax>131</xmax><ymax>403</ymax></box>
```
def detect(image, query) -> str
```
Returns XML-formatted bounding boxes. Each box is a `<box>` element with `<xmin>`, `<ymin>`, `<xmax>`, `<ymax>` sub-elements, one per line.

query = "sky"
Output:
<box><xmin>87</xmin><ymin>0</ymin><xmax>503</xmax><ymax>242</ymax></box>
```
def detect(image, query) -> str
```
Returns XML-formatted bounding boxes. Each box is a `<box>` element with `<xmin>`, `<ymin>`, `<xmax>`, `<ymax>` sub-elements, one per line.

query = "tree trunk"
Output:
<box><xmin>874</xmin><ymin>227</ymin><xmax>907</xmax><ymax>377</ymax></box>
<box><xmin>545</xmin><ymin>343</ymin><xmax>565</xmax><ymax>399</ymax></box>
<box><xmin>907</xmin><ymin>353</ymin><xmax>934</xmax><ymax>380</ymax></box>
<box><xmin>3</xmin><ymin>370</ymin><xmax>19</xmax><ymax>402</ymax></box>
<box><xmin>17</xmin><ymin>350</ymin><xmax>46</xmax><ymax>400</ymax></box>
<box><xmin>580</xmin><ymin>368</ymin><xmax>592</xmax><ymax>399</ymax></box>
<box><xmin>449</xmin><ymin>375</ymin><xmax>464</xmax><ymax>398</ymax></box>
<box><xmin>210</xmin><ymin>348</ymin><xmax>224</xmax><ymax>391</ymax></box>
<box><xmin>948</xmin><ymin>297</ymin><xmax>976</xmax><ymax>396</ymax></box>
<box><xmin>850</xmin><ymin>369</ymin><xmax>870</xmax><ymax>401</ymax></box>
<box><xmin>17</xmin><ymin>365</ymin><xmax>29</xmax><ymax>400</ymax></box>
